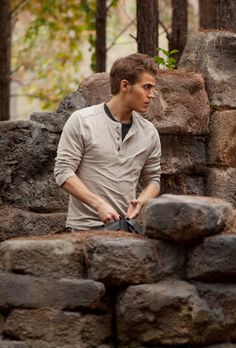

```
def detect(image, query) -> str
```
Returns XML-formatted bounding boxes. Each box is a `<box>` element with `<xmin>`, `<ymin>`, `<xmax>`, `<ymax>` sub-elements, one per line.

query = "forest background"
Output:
<box><xmin>0</xmin><ymin>0</ymin><xmax>235</xmax><ymax>122</ymax></box>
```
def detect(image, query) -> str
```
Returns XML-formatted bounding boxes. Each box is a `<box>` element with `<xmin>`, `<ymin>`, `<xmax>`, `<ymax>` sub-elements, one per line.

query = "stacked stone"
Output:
<box><xmin>179</xmin><ymin>30</ymin><xmax>236</xmax><ymax>207</ymax></box>
<box><xmin>0</xmin><ymin>194</ymin><xmax>235</xmax><ymax>347</ymax></box>
<box><xmin>117</xmin><ymin>194</ymin><xmax>236</xmax><ymax>347</ymax></box>
<box><xmin>0</xmin><ymin>85</ymin><xmax>90</xmax><ymax>241</ymax></box>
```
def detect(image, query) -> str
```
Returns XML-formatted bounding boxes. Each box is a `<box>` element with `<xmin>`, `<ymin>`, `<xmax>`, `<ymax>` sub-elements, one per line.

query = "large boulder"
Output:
<box><xmin>179</xmin><ymin>31</ymin><xmax>236</xmax><ymax>108</ymax></box>
<box><xmin>78</xmin><ymin>71</ymin><xmax>210</xmax><ymax>135</ymax></box>
<box><xmin>0</xmin><ymin>120</ymin><xmax>68</xmax><ymax>212</ymax></box>
<box><xmin>207</xmin><ymin>110</ymin><xmax>236</xmax><ymax>167</ymax></box>
<box><xmin>0</xmin><ymin>236</ymin><xmax>85</xmax><ymax>279</ymax></box>
<box><xmin>5</xmin><ymin>309</ymin><xmax>112</xmax><ymax>347</ymax></box>
<box><xmin>207</xmin><ymin>168</ymin><xmax>236</xmax><ymax>207</ymax></box>
<box><xmin>0</xmin><ymin>205</ymin><xmax>66</xmax><ymax>242</ymax></box>
<box><xmin>116</xmin><ymin>280</ymin><xmax>225</xmax><ymax>346</ymax></box>
<box><xmin>0</xmin><ymin>272</ymin><xmax>105</xmax><ymax>310</ymax></box>
<box><xmin>86</xmin><ymin>236</ymin><xmax>185</xmax><ymax>286</ymax></box>
<box><xmin>160</xmin><ymin>134</ymin><xmax>206</xmax><ymax>175</ymax></box>
<box><xmin>144</xmin><ymin>194</ymin><xmax>233</xmax><ymax>243</ymax></box>
<box><xmin>187</xmin><ymin>235</ymin><xmax>236</xmax><ymax>281</ymax></box>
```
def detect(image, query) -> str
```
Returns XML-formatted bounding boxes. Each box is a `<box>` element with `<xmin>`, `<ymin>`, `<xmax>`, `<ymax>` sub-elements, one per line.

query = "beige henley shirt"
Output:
<box><xmin>54</xmin><ymin>103</ymin><xmax>161</xmax><ymax>230</ymax></box>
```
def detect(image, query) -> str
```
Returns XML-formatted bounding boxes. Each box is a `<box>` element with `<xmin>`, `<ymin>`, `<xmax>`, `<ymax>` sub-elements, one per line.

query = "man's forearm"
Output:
<box><xmin>62</xmin><ymin>175</ymin><xmax>102</xmax><ymax>210</ymax></box>
<box><xmin>137</xmin><ymin>181</ymin><xmax>160</xmax><ymax>205</ymax></box>
<box><xmin>61</xmin><ymin>175</ymin><xmax>120</xmax><ymax>223</ymax></box>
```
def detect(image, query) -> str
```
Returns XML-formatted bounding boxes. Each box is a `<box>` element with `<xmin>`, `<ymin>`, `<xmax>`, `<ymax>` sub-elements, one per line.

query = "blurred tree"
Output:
<box><xmin>199</xmin><ymin>0</ymin><xmax>236</xmax><ymax>31</ymax></box>
<box><xmin>0</xmin><ymin>0</ymin><xmax>11</xmax><ymax>121</ymax></box>
<box><xmin>199</xmin><ymin>0</ymin><xmax>218</xmax><ymax>29</ymax></box>
<box><xmin>96</xmin><ymin>0</ymin><xmax>106</xmax><ymax>71</ymax></box>
<box><xmin>136</xmin><ymin>0</ymin><xmax>159</xmax><ymax>56</ymax></box>
<box><xmin>169</xmin><ymin>0</ymin><xmax>187</xmax><ymax>65</ymax></box>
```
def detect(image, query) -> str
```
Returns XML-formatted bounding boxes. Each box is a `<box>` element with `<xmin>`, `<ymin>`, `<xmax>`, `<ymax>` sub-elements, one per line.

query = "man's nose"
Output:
<box><xmin>148</xmin><ymin>88</ymin><xmax>155</xmax><ymax>98</ymax></box>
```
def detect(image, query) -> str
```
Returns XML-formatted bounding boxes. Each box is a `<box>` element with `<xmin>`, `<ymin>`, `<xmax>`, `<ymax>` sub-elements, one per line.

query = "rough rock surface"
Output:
<box><xmin>78</xmin><ymin>71</ymin><xmax>210</xmax><ymax>135</ymax></box>
<box><xmin>0</xmin><ymin>272</ymin><xmax>105</xmax><ymax>310</ymax></box>
<box><xmin>196</xmin><ymin>282</ymin><xmax>236</xmax><ymax>341</ymax></box>
<box><xmin>0</xmin><ymin>342</ymin><xmax>113</xmax><ymax>348</ymax></box>
<box><xmin>5</xmin><ymin>309</ymin><xmax>112</xmax><ymax>347</ymax></box>
<box><xmin>144</xmin><ymin>194</ymin><xmax>233</xmax><ymax>243</ymax></box>
<box><xmin>207</xmin><ymin>110</ymin><xmax>236</xmax><ymax>167</ymax></box>
<box><xmin>148</xmin><ymin>70</ymin><xmax>210</xmax><ymax>134</ymax></box>
<box><xmin>0</xmin><ymin>205</ymin><xmax>66</xmax><ymax>242</ymax></box>
<box><xmin>116</xmin><ymin>279</ymin><xmax>225</xmax><ymax>346</ymax></box>
<box><xmin>160</xmin><ymin>134</ymin><xmax>206</xmax><ymax>174</ymax></box>
<box><xmin>187</xmin><ymin>235</ymin><xmax>236</xmax><ymax>281</ymax></box>
<box><xmin>0</xmin><ymin>120</ymin><xmax>68</xmax><ymax>212</ymax></box>
<box><xmin>179</xmin><ymin>31</ymin><xmax>236</xmax><ymax>108</ymax></box>
<box><xmin>0</xmin><ymin>237</ymin><xmax>85</xmax><ymax>279</ymax></box>
<box><xmin>207</xmin><ymin>168</ymin><xmax>236</xmax><ymax>207</ymax></box>
<box><xmin>87</xmin><ymin>237</ymin><xmax>185</xmax><ymax>285</ymax></box>
<box><xmin>161</xmin><ymin>174</ymin><xmax>205</xmax><ymax>195</ymax></box>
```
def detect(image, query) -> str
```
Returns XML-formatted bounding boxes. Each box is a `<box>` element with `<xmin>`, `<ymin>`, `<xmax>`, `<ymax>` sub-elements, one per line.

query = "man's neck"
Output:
<box><xmin>107</xmin><ymin>96</ymin><xmax>132</xmax><ymax>124</ymax></box>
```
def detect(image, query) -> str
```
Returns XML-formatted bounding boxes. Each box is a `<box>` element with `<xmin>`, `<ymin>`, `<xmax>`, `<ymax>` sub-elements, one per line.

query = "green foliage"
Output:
<box><xmin>153</xmin><ymin>47</ymin><xmax>178</xmax><ymax>69</ymax></box>
<box><xmin>12</xmin><ymin>0</ymin><xmax>97</xmax><ymax>110</ymax></box>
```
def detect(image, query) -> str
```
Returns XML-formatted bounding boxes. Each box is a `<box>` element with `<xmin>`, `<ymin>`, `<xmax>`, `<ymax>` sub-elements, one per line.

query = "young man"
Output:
<box><xmin>54</xmin><ymin>53</ymin><xmax>161</xmax><ymax>231</ymax></box>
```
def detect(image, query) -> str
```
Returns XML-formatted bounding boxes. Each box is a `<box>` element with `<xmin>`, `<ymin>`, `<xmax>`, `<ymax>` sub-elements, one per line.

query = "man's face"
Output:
<box><xmin>125</xmin><ymin>72</ymin><xmax>156</xmax><ymax>113</ymax></box>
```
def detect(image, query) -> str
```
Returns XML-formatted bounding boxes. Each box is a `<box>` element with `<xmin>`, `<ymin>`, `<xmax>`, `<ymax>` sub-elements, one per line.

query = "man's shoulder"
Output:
<box><xmin>72</xmin><ymin>103</ymin><xmax>104</xmax><ymax>120</ymax></box>
<box><xmin>133</xmin><ymin>111</ymin><xmax>157</xmax><ymax>132</ymax></box>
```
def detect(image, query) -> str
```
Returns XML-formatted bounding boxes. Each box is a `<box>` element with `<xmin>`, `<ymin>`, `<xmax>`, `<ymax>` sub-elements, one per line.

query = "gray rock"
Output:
<box><xmin>5</xmin><ymin>309</ymin><xmax>112</xmax><ymax>347</ymax></box>
<box><xmin>0</xmin><ymin>205</ymin><xmax>66</xmax><ymax>241</ymax></box>
<box><xmin>207</xmin><ymin>110</ymin><xmax>236</xmax><ymax>167</ymax></box>
<box><xmin>148</xmin><ymin>70</ymin><xmax>210</xmax><ymax>135</ymax></box>
<box><xmin>144</xmin><ymin>194</ymin><xmax>233</xmax><ymax>243</ymax></box>
<box><xmin>196</xmin><ymin>282</ymin><xmax>236</xmax><ymax>340</ymax></box>
<box><xmin>56</xmin><ymin>90</ymin><xmax>87</xmax><ymax>115</ymax></box>
<box><xmin>0</xmin><ymin>272</ymin><xmax>105</xmax><ymax>310</ymax></box>
<box><xmin>30</xmin><ymin>111</ymin><xmax>69</xmax><ymax>133</ymax></box>
<box><xmin>161</xmin><ymin>174</ymin><xmax>205</xmax><ymax>196</ymax></box>
<box><xmin>160</xmin><ymin>134</ymin><xmax>206</xmax><ymax>175</ymax></box>
<box><xmin>78</xmin><ymin>71</ymin><xmax>210</xmax><ymax>135</ymax></box>
<box><xmin>179</xmin><ymin>31</ymin><xmax>236</xmax><ymax>108</ymax></box>
<box><xmin>207</xmin><ymin>168</ymin><xmax>236</xmax><ymax>208</ymax></box>
<box><xmin>0</xmin><ymin>237</ymin><xmax>84</xmax><ymax>279</ymax></box>
<box><xmin>0</xmin><ymin>313</ymin><xmax>4</xmax><ymax>335</ymax></box>
<box><xmin>0</xmin><ymin>341</ymin><xmax>113</xmax><ymax>348</ymax></box>
<box><xmin>116</xmin><ymin>279</ymin><xmax>224</xmax><ymax>346</ymax></box>
<box><xmin>187</xmin><ymin>235</ymin><xmax>236</xmax><ymax>281</ymax></box>
<box><xmin>0</xmin><ymin>120</ymin><xmax>68</xmax><ymax>212</ymax></box>
<box><xmin>78</xmin><ymin>72</ymin><xmax>111</xmax><ymax>107</ymax></box>
<box><xmin>87</xmin><ymin>237</ymin><xmax>185</xmax><ymax>286</ymax></box>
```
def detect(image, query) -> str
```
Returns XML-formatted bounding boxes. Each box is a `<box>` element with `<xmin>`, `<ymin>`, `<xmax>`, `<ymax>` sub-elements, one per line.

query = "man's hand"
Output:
<box><xmin>126</xmin><ymin>199</ymin><xmax>143</xmax><ymax>219</ymax></box>
<box><xmin>96</xmin><ymin>199</ymin><xmax>120</xmax><ymax>224</ymax></box>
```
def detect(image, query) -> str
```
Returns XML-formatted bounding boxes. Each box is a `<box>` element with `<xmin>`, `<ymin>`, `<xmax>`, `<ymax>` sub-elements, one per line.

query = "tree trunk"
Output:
<box><xmin>199</xmin><ymin>0</ymin><xmax>218</xmax><ymax>29</ymax></box>
<box><xmin>169</xmin><ymin>0</ymin><xmax>188</xmax><ymax>65</ymax></box>
<box><xmin>95</xmin><ymin>0</ymin><xmax>106</xmax><ymax>72</ymax></box>
<box><xmin>0</xmin><ymin>0</ymin><xmax>11</xmax><ymax>121</ymax></box>
<box><xmin>199</xmin><ymin>0</ymin><xmax>236</xmax><ymax>31</ymax></box>
<box><xmin>136</xmin><ymin>0</ymin><xmax>159</xmax><ymax>57</ymax></box>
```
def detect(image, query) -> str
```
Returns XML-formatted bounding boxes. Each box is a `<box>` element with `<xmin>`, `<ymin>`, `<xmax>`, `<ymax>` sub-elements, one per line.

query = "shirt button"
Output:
<box><xmin>117</xmin><ymin>137</ymin><xmax>120</xmax><ymax>141</ymax></box>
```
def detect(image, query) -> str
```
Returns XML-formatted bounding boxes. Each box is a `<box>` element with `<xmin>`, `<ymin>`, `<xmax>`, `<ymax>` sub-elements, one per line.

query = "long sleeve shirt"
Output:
<box><xmin>54</xmin><ymin>103</ymin><xmax>161</xmax><ymax>230</ymax></box>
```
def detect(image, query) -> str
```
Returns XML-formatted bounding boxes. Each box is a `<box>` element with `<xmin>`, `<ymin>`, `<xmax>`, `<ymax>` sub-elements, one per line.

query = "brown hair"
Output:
<box><xmin>110</xmin><ymin>53</ymin><xmax>158</xmax><ymax>95</ymax></box>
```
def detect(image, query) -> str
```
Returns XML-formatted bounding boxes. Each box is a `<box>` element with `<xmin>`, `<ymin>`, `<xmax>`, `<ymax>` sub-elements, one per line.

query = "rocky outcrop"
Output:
<box><xmin>0</xmin><ymin>195</ymin><xmax>235</xmax><ymax>347</ymax></box>
<box><xmin>179</xmin><ymin>30</ymin><xmax>236</xmax><ymax>109</ymax></box>
<box><xmin>179</xmin><ymin>30</ymin><xmax>236</xmax><ymax>207</ymax></box>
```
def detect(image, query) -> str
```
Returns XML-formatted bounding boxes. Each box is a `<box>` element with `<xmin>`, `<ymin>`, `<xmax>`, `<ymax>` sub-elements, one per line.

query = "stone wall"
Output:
<box><xmin>0</xmin><ymin>194</ymin><xmax>235</xmax><ymax>347</ymax></box>
<box><xmin>0</xmin><ymin>30</ymin><xmax>236</xmax><ymax>347</ymax></box>
<box><xmin>1</xmin><ymin>31</ymin><xmax>235</xmax><ymax>240</ymax></box>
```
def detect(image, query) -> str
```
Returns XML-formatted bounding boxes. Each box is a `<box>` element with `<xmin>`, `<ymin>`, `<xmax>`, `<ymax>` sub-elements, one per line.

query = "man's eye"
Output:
<box><xmin>144</xmin><ymin>84</ymin><xmax>155</xmax><ymax>90</ymax></box>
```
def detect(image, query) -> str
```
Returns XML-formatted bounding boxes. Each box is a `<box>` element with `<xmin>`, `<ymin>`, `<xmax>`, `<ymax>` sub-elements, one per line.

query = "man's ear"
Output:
<box><xmin>120</xmin><ymin>79</ymin><xmax>131</xmax><ymax>93</ymax></box>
